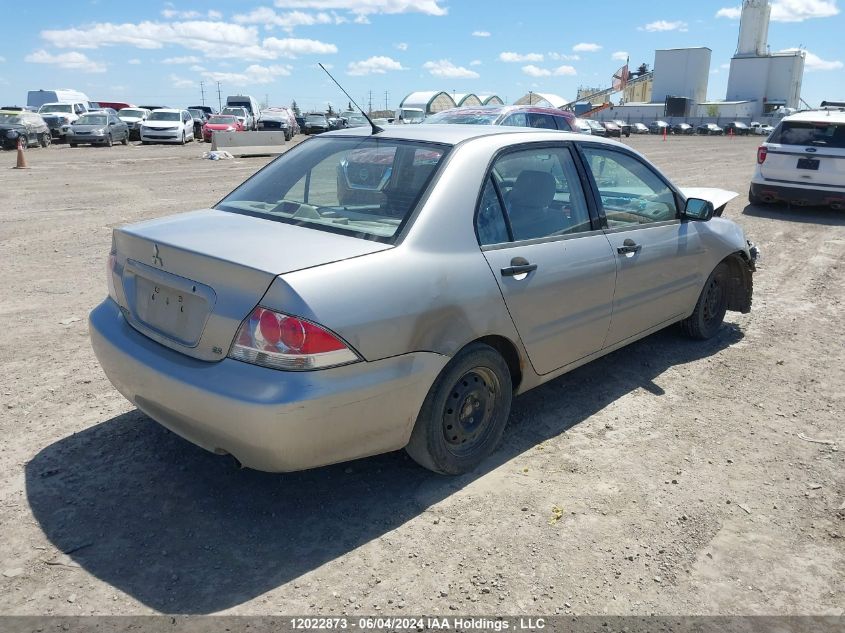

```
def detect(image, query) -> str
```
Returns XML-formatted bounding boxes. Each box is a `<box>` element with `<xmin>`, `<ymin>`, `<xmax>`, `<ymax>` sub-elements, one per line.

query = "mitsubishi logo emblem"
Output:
<box><xmin>152</xmin><ymin>244</ymin><xmax>163</xmax><ymax>267</ymax></box>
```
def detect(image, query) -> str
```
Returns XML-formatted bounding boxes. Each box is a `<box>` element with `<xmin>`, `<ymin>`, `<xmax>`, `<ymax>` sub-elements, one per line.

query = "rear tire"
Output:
<box><xmin>40</xmin><ymin>133</ymin><xmax>51</xmax><ymax>148</ymax></box>
<box><xmin>681</xmin><ymin>263</ymin><xmax>730</xmax><ymax>340</ymax></box>
<box><xmin>406</xmin><ymin>343</ymin><xmax>512</xmax><ymax>475</ymax></box>
<box><xmin>105</xmin><ymin>134</ymin><xmax>113</xmax><ymax>147</ymax></box>
<box><xmin>121</xmin><ymin>132</ymin><xmax>129</xmax><ymax>145</ymax></box>
<box><xmin>69</xmin><ymin>143</ymin><xmax>78</xmax><ymax>148</ymax></box>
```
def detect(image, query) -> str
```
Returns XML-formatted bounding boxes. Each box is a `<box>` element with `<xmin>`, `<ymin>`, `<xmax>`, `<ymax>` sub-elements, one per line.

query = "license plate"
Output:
<box><xmin>134</xmin><ymin>277</ymin><xmax>207</xmax><ymax>345</ymax></box>
<box><xmin>797</xmin><ymin>158</ymin><xmax>820</xmax><ymax>170</ymax></box>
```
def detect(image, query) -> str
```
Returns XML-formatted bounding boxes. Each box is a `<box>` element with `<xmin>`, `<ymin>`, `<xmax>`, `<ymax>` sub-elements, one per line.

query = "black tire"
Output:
<box><xmin>748</xmin><ymin>186</ymin><xmax>764</xmax><ymax>206</ymax></box>
<box><xmin>69</xmin><ymin>143</ymin><xmax>78</xmax><ymax>148</ymax></box>
<box><xmin>105</xmin><ymin>134</ymin><xmax>113</xmax><ymax>147</ymax></box>
<box><xmin>180</xmin><ymin>132</ymin><xmax>186</xmax><ymax>145</ymax></box>
<box><xmin>121</xmin><ymin>132</ymin><xmax>129</xmax><ymax>145</ymax></box>
<box><xmin>141</xmin><ymin>140</ymin><xmax>149</xmax><ymax>145</ymax></box>
<box><xmin>406</xmin><ymin>343</ymin><xmax>513</xmax><ymax>475</ymax></box>
<box><xmin>681</xmin><ymin>262</ymin><xmax>730</xmax><ymax>340</ymax></box>
<box><xmin>40</xmin><ymin>133</ymin><xmax>51</xmax><ymax>148</ymax></box>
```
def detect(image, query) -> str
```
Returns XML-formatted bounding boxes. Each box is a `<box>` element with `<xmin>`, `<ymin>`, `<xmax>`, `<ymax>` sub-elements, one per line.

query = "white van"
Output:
<box><xmin>225</xmin><ymin>95</ymin><xmax>260</xmax><ymax>130</ymax></box>
<box><xmin>750</xmin><ymin>107</ymin><xmax>845</xmax><ymax>209</ymax></box>
<box><xmin>27</xmin><ymin>89</ymin><xmax>92</xmax><ymax>110</ymax></box>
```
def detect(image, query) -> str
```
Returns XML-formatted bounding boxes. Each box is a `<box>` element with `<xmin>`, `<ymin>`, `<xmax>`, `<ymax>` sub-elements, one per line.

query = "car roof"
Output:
<box><xmin>321</xmin><ymin>123</ymin><xmax>630</xmax><ymax>148</ymax></box>
<box><xmin>783</xmin><ymin>109</ymin><xmax>845</xmax><ymax>123</ymax></box>
<box><xmin>151</xmin><ymin>108</ymin><xmax>184</xmax><ymax>113</ymax></box>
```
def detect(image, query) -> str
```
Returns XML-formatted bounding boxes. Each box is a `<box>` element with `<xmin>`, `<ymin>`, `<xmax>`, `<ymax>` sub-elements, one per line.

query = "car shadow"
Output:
<box><xmin>742</xmin><ymin>202</ymin><xmax>845</xmax><ymax>226</ymax></box>
<box><xmin>26</xmin><ymin>324</ymin><xmax>744</xmax><ymax>614</ymax></box>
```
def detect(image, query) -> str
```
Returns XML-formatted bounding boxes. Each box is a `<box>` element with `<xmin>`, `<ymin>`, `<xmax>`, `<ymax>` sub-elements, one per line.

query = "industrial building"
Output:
<box><xmin>398</xmin><ymin>91</ymin><xmax>504</xmax><ymax>117</ymax></box>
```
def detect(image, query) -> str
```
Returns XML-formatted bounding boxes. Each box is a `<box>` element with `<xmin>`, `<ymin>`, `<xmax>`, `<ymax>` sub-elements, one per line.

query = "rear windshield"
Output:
<box><xmin>216</xmin><ymin>136</ymin><xmax>449</xmax><ymax>243</ymax></box>
<box><xmin>425</xmin><ymin>110</ymin><xmax>500</xmax><ymax>125</ymax></box>
<box><xmin>770</xmin><ymin>120</ymin><xmax>845</xmax><ymax>148</ymax></box>
<box><xmin>209</xmin><ymin>115</ymin><xmax>237</xmax><ymax>124</ymax></box>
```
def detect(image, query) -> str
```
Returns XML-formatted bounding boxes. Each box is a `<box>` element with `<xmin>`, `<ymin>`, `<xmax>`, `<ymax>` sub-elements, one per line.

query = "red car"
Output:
<box><xmin>202</xmin><ymin>115</ymin><xmax>244</xmax><ymax>142</ymax></box>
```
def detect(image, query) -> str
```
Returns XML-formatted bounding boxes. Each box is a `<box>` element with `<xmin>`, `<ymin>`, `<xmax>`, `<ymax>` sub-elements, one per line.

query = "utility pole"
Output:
<box><xmin>384</xmin><ymin>90</ymin><xmax>389</xmax><ymax>111</ymax></box>
<box><xmin>368</xmin><ymin>90</ymin><xmax>373</xmax><ymax>114</ymax></box>
<box><xmin>216</xmin><ymin>81</ymin><xmax>223</xmax><ymax>112</ymax></box>
<box><xmin>200</xmin><ymin>81</ymin><xmax>206</xmax><ymax>106</ymax></box>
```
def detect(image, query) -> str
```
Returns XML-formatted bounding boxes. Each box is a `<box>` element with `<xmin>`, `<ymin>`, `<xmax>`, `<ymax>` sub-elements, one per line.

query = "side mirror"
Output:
<box><xmin>682</xmin><ymin>197</ymin><xmax>715</xmax><ymax>221</ymax></box>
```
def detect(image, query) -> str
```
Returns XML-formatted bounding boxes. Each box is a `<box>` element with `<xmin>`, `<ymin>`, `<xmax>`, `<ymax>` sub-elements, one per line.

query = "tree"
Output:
<box><xmin>327</xmin><ymin>102</ymin><xmax>335</xmax><ymax>116</ymax></box>
<box><xmin>290</xmin><ymin>99</ymin><xmax>301</xmax><ymax>117</ymax></box>
<box><xmin>348</xmin><ymin>101</ymin><xmax>353</xmax><ymax>112</ymax></box>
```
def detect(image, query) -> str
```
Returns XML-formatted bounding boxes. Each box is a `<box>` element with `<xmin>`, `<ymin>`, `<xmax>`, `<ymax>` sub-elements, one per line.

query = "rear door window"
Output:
<box><xmin>527</xmin><ymin>113</ymin><xmax>557</xmax><ymax>129</ymax></box>
<box><xmin>554</xmin><ymin>116</ymin><xmax>573</xmax><ymax>132</ymax></box>
<box><xmin>770</xmin><ymin>121</ymin><xmax>845</xmax><ymax>148</ymax></box>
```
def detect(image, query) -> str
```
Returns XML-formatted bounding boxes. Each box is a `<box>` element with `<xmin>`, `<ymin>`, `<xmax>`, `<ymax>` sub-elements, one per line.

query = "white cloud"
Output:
<box><xmin>499</xmin><ymin>51</ymin><xmax>543</xmax><ymax>63</ymax></box>
<box><xmin>548</xmin><ymin>52</ymin><xmax>579</xmax><ymax>61</ymax></box>
<box><xmin>161</xmin><ymin>9</ymin><xmax>222</xmax><ymax>20</ymax></box>
<box><xmin>24</xmin><ymin>49</ymin><xmax>106</xmax><ymax>73</ymax></box>
<box><xmin>423</xmin><ymin>59</ymin><xmax>479</xmax><ymax>79</ymax></box>
<box><xmin>202</xmin><ymin>64</ymin><xmax>292</xmax><ymax>85</ymax></box>
<box><xmin>347</xmin><ymin>55</ymin><xmax>405</xmax><ymax>75</ymax></box>
<box><xmin>162</xmin><ymin>55</ymin><xmax>201</xmax><ymax>64</ymax></box>
<box><xmin>39</xmin><ymin>20</ymin><xmax>335</xmax><ymax>61</ymax></box>
<box><xmin>522</xmin><ymin>64</ymin><xmax>576</xmax><ymax>77</ymax></box>
<box><xmin>573</xmin><ymin>42</ymin><xmax>601</xmax><ymax>53</ymax></box>
<box><xmin>0</xmin><ymin>56</ymin><xmax>6</xmax><ymax>63</ymax></box>
<box><xmin>472</xmin><ymin>30</ymin><xmax>491</xmax><ymax>37</ymax></box>
<box><xmin>639</xmin><ymin>20</ymin><xmax>688</xmax><ymax>32</ymax></box>
<box><xmin>715</xmin><ymin>6</ymin><xmax>742</xmax><ymax>18</ymax></box>
<box><xmin>233</xmin><ymin>8</ymin><xmax>346</xmax><ymax>31</ymax></box>
<box><xmin>395</xmin><ymin>42</ymin><xmax>408</xmax><ymax>50</ymax></box>
<box><xmin>780</xmin><ymin>48</ymin><xmax>843</xmax><ymax>70</ymax></box>
<box><xmin>272</xmin><ymin>0</ymin><xmax>447</xmax><ymax>16</ymax></box>
<box><xmin>263</xmin><ymin>36</ymin><xmax>338</xmax><ymax>57</ymax></box>
<box><xmin>772</xmin><ymin>0</ymin><xmax>839</xmax><ymax>21</ymax></box>
<box><xmin>469</xmin><ymin>59</ymin><xmax>482</xmax><ymax>66</ymax></box>
<box><xmin>169</xmin><ymin>73</ymin><xmax>195</xmax><ymax>88</ymax></box>
<box><xmin>522</xmin><ymin>64</ymin><xmax>550</xmax><ymax>77</ymax></box>
<box><xmin>553</xmin><ymin>64</ymin><xmax>577</xmax><ymax>76</ymax></box>
<box><xmin>128</xmin><ymin>58</ymin><xmax>141</xmax><ymax>64</ymax></box>
<box><xmin>611</xmin><ymin>50</ymin><xmax>629</xmax><ymax>62</ymax></box>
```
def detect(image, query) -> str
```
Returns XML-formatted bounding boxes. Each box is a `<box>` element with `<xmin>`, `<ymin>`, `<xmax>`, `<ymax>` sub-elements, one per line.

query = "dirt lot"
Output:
<box><xmin>0</xmin><ymin>134</ymin><xmax>842</xmax><ymax>617</ymax></box>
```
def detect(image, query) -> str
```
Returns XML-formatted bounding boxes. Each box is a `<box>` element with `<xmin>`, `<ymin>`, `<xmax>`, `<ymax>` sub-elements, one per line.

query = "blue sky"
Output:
<box><xmin>1</xmin><ymin>0</ymin><xmax>842</xmax><ymax>111</ymax></box>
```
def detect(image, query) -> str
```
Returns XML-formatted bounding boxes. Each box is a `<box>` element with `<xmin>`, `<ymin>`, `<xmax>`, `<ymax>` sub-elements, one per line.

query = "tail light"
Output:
<box><xmin>107</xmin><ymin>234</ymin><xmax>118</xmax><ymax>301</ymax></box>
<box><xmin>228</xmin><ymin>307</ymin><xmax>360</xmax><ymax>371</ymax></box>
<box><xmin>757</xmin><ymin>146</ymin><xmax>767</xmax><ymax>164</ymax></box>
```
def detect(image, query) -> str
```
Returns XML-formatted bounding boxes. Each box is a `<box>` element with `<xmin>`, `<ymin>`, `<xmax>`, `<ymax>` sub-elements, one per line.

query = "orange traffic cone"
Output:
<box><xmin>13</xmin><ymin>136</ymin><xmax>28</xmax><ymax>169</ymax></box>
<box><xmin>729</xmin><ymin>127</ymin><xmax>734</xmax><ymax>140</ymax></box>
<box><xmin>662</xmin><ymin>126</ymin><xmax>667</xmax><ymax>141</ymax></box>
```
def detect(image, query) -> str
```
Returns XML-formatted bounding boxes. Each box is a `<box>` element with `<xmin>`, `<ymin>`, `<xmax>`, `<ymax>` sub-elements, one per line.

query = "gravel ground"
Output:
<box><xmin>0</xmin><ymin>134</ymin><xmax>842</xmax><ymax>616</ymax></box>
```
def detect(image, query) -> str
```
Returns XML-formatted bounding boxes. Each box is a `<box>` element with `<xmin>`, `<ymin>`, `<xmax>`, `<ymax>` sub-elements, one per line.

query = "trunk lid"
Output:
<box><xmin>111</xmin><ymin>209</ymin><xmax>392</xmax><ymax>361</ymax></box>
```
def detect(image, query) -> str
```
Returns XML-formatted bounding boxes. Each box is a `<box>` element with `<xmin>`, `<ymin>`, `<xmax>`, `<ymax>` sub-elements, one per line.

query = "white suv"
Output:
<box><xmin>750</xmin><ymin>107</ymin><xmax>845</xmax><ymax>209</ymax></box>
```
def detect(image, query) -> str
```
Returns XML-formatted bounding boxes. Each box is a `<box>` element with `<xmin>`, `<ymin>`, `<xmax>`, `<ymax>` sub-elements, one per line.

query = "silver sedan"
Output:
<box><xmin>90</xmin><ymin>125</ymin><xmax>758</xmax><ymax>474</ymax></box>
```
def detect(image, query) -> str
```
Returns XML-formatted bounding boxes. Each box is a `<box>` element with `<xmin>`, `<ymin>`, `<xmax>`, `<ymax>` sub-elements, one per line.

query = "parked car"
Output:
<box><xmin>188</xmin><ymin>109</ymin><xmax>208</xmax><ymax>139</ymax></box>
<box><xmin>425</xmin><ymin>105</ymin><xmax>576</xmax><ymax>132</ymax></box>
<box><xmin>202</xmin><ymin>114</ymin><xmax>244</xmax><ymax>142</ymax></box>
<box><xmin>697</xmin><ymin>123</ymin><xmax>725</xmax><ymax>136</ymax></box>
<box><xmin>295</xmin><ymin>116</ymin><xmax>305</xmax><ymax>131</ymax></box>
<box><xmin>226</xmin><ymin>95</ymin><xmax>260</xmax><ymax>130</ymax></box>
<box><xmin>139</xmin><ymin>105</ymin><xmax>170</xmax><ymax>112</ymax></box>
<box><xmin>586</xmin><ymin>119</ymin><xmax>607</xmax><ymax>137</ymax></box>
<box><xmin>631</xmin><ymin>122</ymin><xmax>649</xmax><ymax>135</ymax></box>
<box><xmin>90</xmin><ymin>125</ymin><xmax>757</xmax><ymax>475</ymax></box>
<box><xmin>90</xmin><ymin>107</ymin><xmax>120</xmax><ymax>117</ymax></box>
<box><xmin>344</xmin><ymin>114</ymin><xmax>371</xmax><ymax>129</ymax></box>
<box><xmin>749</xmin><ymin>121</ymin><xmax>775</xmax><ymax>136</ymax></box>
<box><xmin>648</xmin><ymin>120</ymin><xmax>670</xmax><ymax>135</ymax></box>
<box><xmin>749</xmin><ymin>108</ymin><xmax>845</xmax><ymax>208</ymax></box>
<box><xmin>93</xmin><ymin>102</ymin><xmax>133</xmax><ymax>112</ymax></box>
<box><xmin>68</xmin><ymin>112</ymin><xmax>129</xmax><ymax>147</ymax></box>
<box><xmin>572</xmin><ymin>118</ymin><xmax>592</xmax><ymax>134</ymax></box>
<box><xmin>140</xmin><ymin>109</ymin><xmax>195</xmax><ymax>144</ymax></box>
<box><xmin>188</xmin><ymin>105</ymin><xmax>217</xmax><ymax>118</ymax></box>
<box><xmin>671</xmin><ymin>123</ymin><xmax>694</xmax><ymax>135</ymax></box>
<box><xmin>602</xmin><ymin>121</ymin><xmax>622</xmax><ymax>138</ymax></box>
<box><xmin>37</xmin><ymin>102</ymin><xmax>89</xmax><ymax>141</ymax></box>
<box><xmin>221</xmin><ymin>106</ymin><xmax>252</xmax><ymax>131</ymax></box>
<box><xmin>303</xmin><ymin>113</ymin><xmax>331</xmax><ymax>135</ymax></box>
<box><xmin>259</xmin><ymin>107</ymin><xmax>295</xmax><ymax>140</ymax></box>
<box><xmin>118</xmin><ymin>108</ymin><xmax>151</xmax><ymax>140</ymax></box>
<box><xmin>0</xmin><ymin>110</ymin><xmax>51</xmax><ymax>149</ymax></box>
<box><xmin>724</xmin><ymin>121</ymin><xmax>751</xmax><ymax>136</ymax></box>
<box><xmin>610</xmin><ymin>119</ymin><xmax>632</xmax><ymax>137</ymax></box>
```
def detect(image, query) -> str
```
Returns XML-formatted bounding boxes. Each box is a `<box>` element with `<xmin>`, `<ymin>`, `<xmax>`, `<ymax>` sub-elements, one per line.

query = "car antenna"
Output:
<box><xmin>318</xmin><ymin>63</ymin><xmax>383</xmax><ymax>134</ymax></box>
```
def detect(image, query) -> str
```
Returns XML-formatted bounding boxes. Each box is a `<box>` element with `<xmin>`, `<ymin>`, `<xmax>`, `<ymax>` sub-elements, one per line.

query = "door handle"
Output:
<box><xmin>617</xmin><ymin>239</ymin><xmax>642</xmax><ymax>255</ymax></box>
<box><xmin>501</xmin><ymin>257</ymin><xmax>538</xmax><ymax>277</ymax></box>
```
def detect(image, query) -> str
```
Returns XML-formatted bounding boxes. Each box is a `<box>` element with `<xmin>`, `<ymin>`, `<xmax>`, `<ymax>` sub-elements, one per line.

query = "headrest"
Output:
<box><xmin>510</xmin><ymin>170</ymin><xmax>556</xmax><ymax>208</ymax></box>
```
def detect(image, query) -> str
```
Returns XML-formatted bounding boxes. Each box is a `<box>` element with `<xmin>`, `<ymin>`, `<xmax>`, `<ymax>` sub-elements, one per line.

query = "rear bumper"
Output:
<box><xmin>89</xmin><ymin>299</ymin><xmax>447</xmax><ymax>472</ymax></box>
<box><xmin>750</xmin><ymin>180</ymin><xmax>845</xmax><ymax>207</ymax></box>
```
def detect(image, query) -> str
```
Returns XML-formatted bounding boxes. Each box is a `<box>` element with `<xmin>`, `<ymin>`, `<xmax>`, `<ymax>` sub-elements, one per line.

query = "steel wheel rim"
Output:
<box><xmin>702</xmin><ymin>276</ymin><xmax>724</xmax><ymax>324</ymax></box>
<box><xmin>442</xmin><ymin>366</ymin><xmax>500</xmax><ymax>455</ymax></box>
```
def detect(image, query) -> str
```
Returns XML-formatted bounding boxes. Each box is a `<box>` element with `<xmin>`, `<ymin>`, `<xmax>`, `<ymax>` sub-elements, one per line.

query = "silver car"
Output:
<box><xmin>90</xmin><ymin>126</ymin><xmax>757</xmax><ymax>474</ymax></box>
<box><xmin>68</xmin><ymin>112</ymin><xmax>130</xmax><ymax>147</ymax></box>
